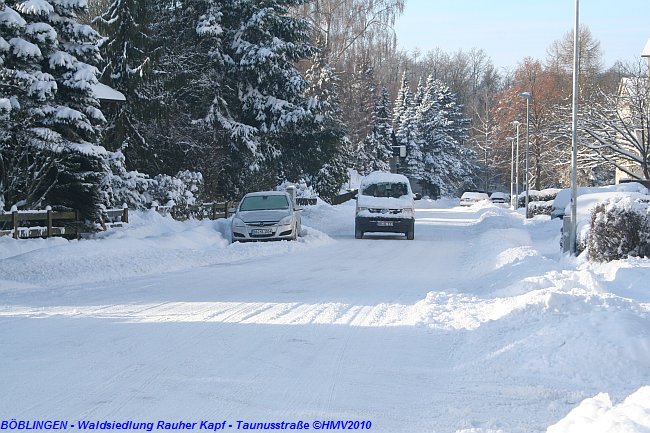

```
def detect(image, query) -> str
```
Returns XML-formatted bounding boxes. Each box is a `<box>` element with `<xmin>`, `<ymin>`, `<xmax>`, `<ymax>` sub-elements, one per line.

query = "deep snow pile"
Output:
<box><xmin>0</xmin><ymin>209</ymin><xmax>332</xmax><ymax>291</ymax></box>
<box><xmin>547</xmin><ymin>387</ymin><xmax>650</xmax><ymax>433</ymax></box>
<box><xmin>1</xmin><ymin>199</ymin><xmax>649</xmax><ymax>433</ymax></box>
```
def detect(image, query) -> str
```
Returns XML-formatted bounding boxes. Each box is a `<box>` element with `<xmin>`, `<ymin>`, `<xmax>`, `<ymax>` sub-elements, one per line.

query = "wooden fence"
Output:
<box><xmin>0</xmin><ymin>207</ymin><xmax>128</xmax><ymax>240</ymax></box>
<box><xmin>151</xmin><ymin>201</ymin><xmax>232</xmax><ymax>221</ymax></box>
<box><xmin>1</xmin><ymin>197</ymin><xmax>320</xmax><ymax>240</ymax></box>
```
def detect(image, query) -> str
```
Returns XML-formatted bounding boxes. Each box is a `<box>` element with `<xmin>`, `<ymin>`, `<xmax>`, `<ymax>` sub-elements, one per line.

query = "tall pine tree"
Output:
<box><xmin>416</xmin><ymin>75</ymin><xmax>473</xmax><ymax>196</ymax></box>
<box><xmin>0</xmin><ymin>0</ymin><xmax>107</xmax><ymax>218</ymax></box>
<box><xmin>198</xmin><ymin>0</ymin><xmax>319</xmax><ymax>198</ymax></box>
<box><xmin>94</xmin><ymin>0</ymin><xmax>155</xmax><ymax>172</ymax></box>
<box><xmin>360</xmin><ymin>85</ymin><xmax>393</xmax><ymax>173</ymax></box>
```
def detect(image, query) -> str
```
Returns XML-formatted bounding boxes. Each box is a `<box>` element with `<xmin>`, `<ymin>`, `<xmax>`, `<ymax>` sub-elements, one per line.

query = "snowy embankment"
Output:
<box><xmin>1</xmin><ymin>199</ymin><xmax>649</xmax><ymax>433</ymax></box>
<box><xmin>0</xmin><ymin>209</ymin><xmax>333</xmax><ymax>291</ymax></box>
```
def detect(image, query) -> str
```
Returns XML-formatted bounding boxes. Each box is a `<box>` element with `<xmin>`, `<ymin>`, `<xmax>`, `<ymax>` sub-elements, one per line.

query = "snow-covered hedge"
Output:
<box><xmin>528</xmin><ymin>200</ymin><xmax>554</xmax><ymax>217</ymax></box>
<box><xmin>277</xmin><ymin>180</ymin><xmax>317</xmax><ymax>198</ymax></box>
<box><xmin>587</xmin><ymin>197</ymin><xmax>650</xmax><ymax>261</ymax></box>
<box><xmin>518</xmin><ymin>188</ymin><xmax>560</xmax><ymax>208</ymax></box>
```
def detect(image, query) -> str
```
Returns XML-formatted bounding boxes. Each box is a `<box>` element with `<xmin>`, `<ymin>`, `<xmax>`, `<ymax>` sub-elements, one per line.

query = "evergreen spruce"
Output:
<box><xmin>298</xmin><ymin>48</ymin><xmax>350</xmax><ymax>200</ymax></box>
<box><xmin>94</xmin><ymin>0</ymin><xmax>155</xmax><ymax>172</ymax></box>
<box><xmin>361</xmin><ymin>86</ymin><xmax>393</xmax><ymax>173</ymax></box>
<box><xmin>416</xmin><ymin>75</ymin><xmax>474</xmax><ymax>196</ymax></box>
<box><xmin>197</xmin><ymin>0</ymin><xmax>318</xmax><ymax>198</ymax></box>
<box><xmin>0</xmin><ymin>0</ymin><xmax>107</xmax><ymax>218</ymax></box>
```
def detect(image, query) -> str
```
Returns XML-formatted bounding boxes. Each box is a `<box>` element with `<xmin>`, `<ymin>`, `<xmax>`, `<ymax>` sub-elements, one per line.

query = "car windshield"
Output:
<box><xmin>361</xmin><ymin>182</ymin><xmax>408</xmax><ymax>198</ymax></box>
<box><xmin>240</xmin><ymin>195</ymin><xmax>289</xmax><ymax>211</ymax></box>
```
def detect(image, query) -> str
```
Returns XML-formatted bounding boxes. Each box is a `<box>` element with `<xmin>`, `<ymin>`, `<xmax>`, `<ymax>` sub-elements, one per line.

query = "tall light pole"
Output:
<box><xmin>520</xmin><ymin>92</ymin><xmax>532</xmax><ymax>218</ymax></box>
<box><xmin>514</xmin><ymin>121</ymin><xmax>521</xmax><ymax>209</ymax></box>
<box><xmin>569</xmin><ymin>0</ymin><xmax>580</xmax><ymax>255</ymax></box>
<box><xmin>507</xmin><ymin>137</ymin><xmax>515</xmax><ymax>209</ymax></box>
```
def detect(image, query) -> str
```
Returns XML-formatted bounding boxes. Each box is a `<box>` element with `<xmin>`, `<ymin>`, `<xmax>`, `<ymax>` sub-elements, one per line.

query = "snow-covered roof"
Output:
<box><xmin>642</xmin><ymin>38</ymin><xmax>650</xmax><ymax>57</ymax></box>
<box><xmin>91</xmin><ymin>82</ymin><xmax>126</xmax><ymax>102</ymax></box>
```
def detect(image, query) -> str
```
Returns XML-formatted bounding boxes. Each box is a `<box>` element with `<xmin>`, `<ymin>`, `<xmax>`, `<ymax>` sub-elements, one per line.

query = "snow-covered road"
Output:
<box><xmin>1</xmin><ymin>201</ymin><xmax>649</xmax><ymax>433</ymax></box>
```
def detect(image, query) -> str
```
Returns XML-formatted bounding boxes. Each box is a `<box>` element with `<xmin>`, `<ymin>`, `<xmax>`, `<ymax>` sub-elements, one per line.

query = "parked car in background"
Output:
<box><xmin>490</xmin><ymin>192</ymin><xmax>508</xmax><ymax>206</ymax></box>
<box><xmin>231</xmin><ymin>191</ymin><xmax>301</xmax><ymax>242</ymax></box>
<box><xmin>459</xmin><ymin>192</ymin><xmax>489</xmax><ymax>206</ymax></box>
<box><xmin>355</xmin><ymin>172</ymin><xmax>415</xmax><ymax>240</ymax></box>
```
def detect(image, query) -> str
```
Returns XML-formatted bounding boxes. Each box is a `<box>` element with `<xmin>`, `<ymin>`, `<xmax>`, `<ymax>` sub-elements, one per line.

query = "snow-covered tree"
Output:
<box><xmin>196</xmin><ymin>0</ymin><xmax>318</xmax><ymax>198</ymax></box>
<box><xmin>93</xmin><ymin>0</ymin><xmax>155</xmax><ymax>171</ymax></box>
<box><xmin>416</xmin><ymin>76</ymin><xmax>473</xmax><ymax>195</ymax></box>
<box><xmin>395</xmin><ymin>94</ymin><xmax>424</xmax><ymax>180</ymax></box>
<box><xmin>289</xmin><ymin>48</ymin><xmax>351</xmax><ymax>200</ymax></box>
<box><xmin>359</xmin><ymin>85</ymin><xmax>393</xmax><ymax>173</ymax></box>
<box><xmin>0</xmin><ymin>0</ymin><xmax>108</xmax><ymax>218</ymax></box>
<box><xmin>392</xmin><ymin>73</ymin><xmax>410</xmax><ymax>129</ymax></box>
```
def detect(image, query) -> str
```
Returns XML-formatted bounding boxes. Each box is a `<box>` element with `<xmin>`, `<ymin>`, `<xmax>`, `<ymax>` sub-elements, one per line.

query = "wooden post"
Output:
<box><xmin>75</xmin><ymin>209</ymin><xmax>81</xmax><ymax>239</ymax></box>
<box><xmin>224</xmin><ymin>202</ymin><xmax>229</xmax><ymax>219</ymax></box>
<box><xmin>12</xmin><ymin>210</ymin><xmax>18</xmax><ymax>239</ymax></box>
<box><xmin>122</xmin><ymin>205</ymin><xmax>129</xmax><ymax>224</ymax></box>
<box><xmin>47</xmin><ymin>209</ymin><xmax>53</xmax><ymax>238</ymax></box>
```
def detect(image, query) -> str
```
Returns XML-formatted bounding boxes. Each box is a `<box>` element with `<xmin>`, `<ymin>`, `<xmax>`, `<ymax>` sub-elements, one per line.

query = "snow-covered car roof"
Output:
<box><xmin>243</xmin><ymin>191</ymin><xmax>290</xmax><ymax>197</ymax></box>
<box><xmin>360</xmin><ymin>171</ymin><xmax>411</xmax><ymax>186</ymax></box>
<box><xmin>490</xmin><ymin>192</ymin><xmax>507</xmax><ymax>199</ymax></box>
<box><xmin>461</xmin><ymin>192</ymin><xmax>489</xmax><ymax>200</ymax></box>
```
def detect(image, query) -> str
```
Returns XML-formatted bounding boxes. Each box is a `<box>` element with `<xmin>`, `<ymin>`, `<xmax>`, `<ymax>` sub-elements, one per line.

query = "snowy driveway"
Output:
<box><xmin>1</xmin><ymin>202</ymin><xmax>649</xmax><ymax>433</ymax></box>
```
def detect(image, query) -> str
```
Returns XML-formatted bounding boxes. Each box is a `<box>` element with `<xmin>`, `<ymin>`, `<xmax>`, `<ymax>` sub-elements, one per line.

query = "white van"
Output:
<box><xmin>355</xmin><ymin>172</ymin><xmax>415</xmax><ymax>240</ymax></box>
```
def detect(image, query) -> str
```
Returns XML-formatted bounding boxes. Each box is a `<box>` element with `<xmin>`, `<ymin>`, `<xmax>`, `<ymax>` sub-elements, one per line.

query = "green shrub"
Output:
<box><xmin>588</xmin><ymin>199</ymin><xmax>650</xmax><ymax>261</ymax></box>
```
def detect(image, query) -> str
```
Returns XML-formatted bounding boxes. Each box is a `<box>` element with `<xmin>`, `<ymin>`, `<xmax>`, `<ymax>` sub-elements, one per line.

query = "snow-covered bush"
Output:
<box><xmin>149</xmin><ymin>171</ymin><xmax>204</xmax><ymax>209</ymax></box>
<box><xmin>101</xmin><ymin>151</ymin><xmax>154</xmax><ymax>210</ymax></box>
<box><xmin>277</xmin><ymin>180</ymin><xmax>317</xmax><ymax>198</ymax></box>
<box><xmin>588</xmin><ymin>198</ymin><xmax>650</xmax><ymax>261</ymax></box>
<box><xmin>528</xmin><ymin>201</ymin><xmax>554</xmax><ymax>217</ymax></box>
<box><xmin>518</xmin><ymin>188</ymin><xmax>560</xmax><ymax>208</ymax></box>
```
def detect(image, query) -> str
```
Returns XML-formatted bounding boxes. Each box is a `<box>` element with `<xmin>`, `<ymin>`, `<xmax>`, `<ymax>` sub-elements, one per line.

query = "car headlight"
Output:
<box><xmin>356</xmin><ymin>207</ymin><xmax>368</xmax><ymax>213</ymax></box>
<box><xmin>232</xmin><ymin>217</ymin><xmax>246</xmax><ymax>227</ymax></box>
<box><xmin>402</xmin><ymin>208</ymin><xmax>414</xmax><ymax>216</ymax></box>
<box><xmin>279</xmin><ymin>215</ymin><xmax>293</xmax><ymax>225</ymax></box>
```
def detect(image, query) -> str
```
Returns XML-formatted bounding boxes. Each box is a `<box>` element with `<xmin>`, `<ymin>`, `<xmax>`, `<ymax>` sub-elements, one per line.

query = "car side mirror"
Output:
<box><xmin>413</xmin><ymin>193</ymin><xmax>422</xmax><ymax>200</ymax></box>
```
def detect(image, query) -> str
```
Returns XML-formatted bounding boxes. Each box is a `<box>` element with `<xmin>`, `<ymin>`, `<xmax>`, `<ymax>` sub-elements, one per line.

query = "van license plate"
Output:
<box><xmin>377</xmin><ymin>221</ymin><xmax>393</xmax><ymax>227</ymax></box>
<box><xmin>251</xmin><ymin>228</ymin><xmax>273</xmax><ymax>235</ymax></box>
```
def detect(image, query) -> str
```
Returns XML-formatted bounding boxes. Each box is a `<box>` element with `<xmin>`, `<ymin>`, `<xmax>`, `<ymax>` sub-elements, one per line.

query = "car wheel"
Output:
<box><xmin>355</xmin><ymin>227</ymin><xmax>363</xmax><ymax>239</ymax></box>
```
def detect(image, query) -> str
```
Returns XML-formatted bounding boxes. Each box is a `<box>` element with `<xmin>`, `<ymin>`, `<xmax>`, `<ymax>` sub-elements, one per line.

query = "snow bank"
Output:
<box><xmin>547</xmin><ymin>387</ymin><xmax>650</xmax><ymax>433</ymax></box>
<box><xmin>0</xmin><ymin>210</ymin><xmax>333</xmax><ymax>290</ymax></box>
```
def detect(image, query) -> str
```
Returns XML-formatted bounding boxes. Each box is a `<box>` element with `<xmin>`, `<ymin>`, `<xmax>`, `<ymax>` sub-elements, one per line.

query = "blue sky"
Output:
<box><xmin>393</xmin><ymin>0</ymin><xmax>649</xmax><ymax>70</ymax></box>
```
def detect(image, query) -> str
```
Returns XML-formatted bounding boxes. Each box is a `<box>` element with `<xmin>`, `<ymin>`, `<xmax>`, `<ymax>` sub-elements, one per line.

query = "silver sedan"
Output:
<box><xmin>231</xmin><ymin>191</ymin><xmax>302</xmax><ymax>242</ymax></box>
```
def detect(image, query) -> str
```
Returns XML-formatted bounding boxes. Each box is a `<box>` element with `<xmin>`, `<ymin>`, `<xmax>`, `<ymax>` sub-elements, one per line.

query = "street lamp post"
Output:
<box><xmin>507</xmin><ymin>137</ymin><xmax>515</xmax><ymax>209</ymax></box>
<box><xmin>513</xmin><ymin>121</ymin><xmax>521</xmax><ymax>209</ymax></box>
<box><xmin>520</xmin><ymin>92</ymin><xmax>532</xmax><ymax>218</ymax></box>
<box><xmin>569</xmin><ymin>0</ymin><xmax>580</xmax><ymax>255</ymax></box>
<box><xmin>642</xmin><ymin>38</ymin><xmax>650</xmax><ymax>77</ymax></box>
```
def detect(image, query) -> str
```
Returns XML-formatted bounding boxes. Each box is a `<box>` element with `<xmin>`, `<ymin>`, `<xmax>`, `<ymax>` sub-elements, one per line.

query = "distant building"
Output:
<box><xmin>614</xmin><ymin>76</ymin><xmax>648</xmax><ymax>183</ymax></box>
